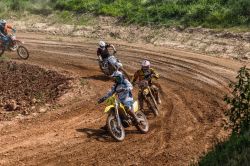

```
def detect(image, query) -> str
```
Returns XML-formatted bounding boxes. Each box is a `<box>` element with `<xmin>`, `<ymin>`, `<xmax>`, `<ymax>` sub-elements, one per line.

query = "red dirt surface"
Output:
<box><xmin>0</xmin><ymin>61</ymin><xmax>70</xmax><ymax>120</ymax></box>
<box><xmin>0</xmin><ymin>32</ymin><xmax>249</xmax><ymax>166</ymax></box>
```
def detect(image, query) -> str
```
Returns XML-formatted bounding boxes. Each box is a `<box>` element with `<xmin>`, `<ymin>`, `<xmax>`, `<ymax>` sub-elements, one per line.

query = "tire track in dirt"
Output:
<box><xmin>0</xmin><ymin>33</ymin><xmax>249</xmax><ymax>165</ymax></box>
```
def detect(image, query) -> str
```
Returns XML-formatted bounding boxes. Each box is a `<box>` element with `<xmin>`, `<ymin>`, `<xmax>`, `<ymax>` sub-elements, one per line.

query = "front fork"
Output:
<box><xmin>147</xmin><ymin>87</ymin><xmax>158</xmax><ymax>109</ymax></box>
<box><xmin>114</xmin><ymin>101</ymin><xmax>122</xmax><ymax>128</ymax></box>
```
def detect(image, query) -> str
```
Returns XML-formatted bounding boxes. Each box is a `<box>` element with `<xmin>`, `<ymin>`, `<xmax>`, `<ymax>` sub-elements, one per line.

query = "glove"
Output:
<box><xmin>98</xmin><ymin>97</ymin><xmax>106</xmax><ymax>104</ymax></box>
<box><xmin>151</xmin><ymin>74</ymin><xmax>156</xmax><ymax>78</ymax></box>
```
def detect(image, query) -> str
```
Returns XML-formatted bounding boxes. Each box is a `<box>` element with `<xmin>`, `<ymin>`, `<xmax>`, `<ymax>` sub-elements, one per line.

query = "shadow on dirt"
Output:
<box><xmin>76</xmin><ymin>128</ymin><xmax>113</xmax><ymax>142</ymax></box>
<box><xmin>70</xmin><ymin>64</ymin><xmax>90</xmax><ymax>71</ymax></box>
<box><xmin>77</xmin><ymin>127</ymin><xmax>142</xmax><ymax>142</ymax></box>
<box><xmin>142</xmin><ymin>109</ymin><xmax>157</xmax><ymax>120</ymax></box>
<box><xmin>81</xmin><ymin>74</ymin><xmax>110</xmax><ymax>82</ymax></box>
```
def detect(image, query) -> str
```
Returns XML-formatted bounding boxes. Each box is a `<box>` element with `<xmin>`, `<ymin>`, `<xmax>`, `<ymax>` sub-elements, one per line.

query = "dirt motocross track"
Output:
<box><xmin>0</xmin><ymin>32</ymin><xmax>249</xmax><ymax>166</ymax></box>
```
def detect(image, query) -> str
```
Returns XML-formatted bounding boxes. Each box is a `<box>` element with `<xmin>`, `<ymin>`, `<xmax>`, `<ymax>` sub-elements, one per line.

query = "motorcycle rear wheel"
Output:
<box><xmin>107</xmin><ymin>114</ymin><xmax>125</xmax><ymax>141</ymax></box>
<box><xmin>135</xmin><ymin>111</ymin><xmax>149</xmax><ymax>134</ymax></box>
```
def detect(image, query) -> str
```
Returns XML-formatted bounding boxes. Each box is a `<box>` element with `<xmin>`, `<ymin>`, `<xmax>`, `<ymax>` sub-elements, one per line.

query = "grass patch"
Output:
<box><xmin>1</xmin><ymin>0</ymin><xmax>249</xmax><ymax>29</ymax></box>
<box><xmin>0</xmin><ymin>55</ymin><xmax>10</xmax><ymax>62</ymax></box>
<box><xmin>54</xmin><ymin>0</ymin><xmax>250</xmax><ymax>29</ymax></box>
<box><xmin>198</xmin><ymin>131</ymin><xmax>250</xmax><ymax>166</ymax></box>
<box><xmin>49</xmin><ymin>11</ymin><xmax>94</xmax><ymax>26</ymax></box>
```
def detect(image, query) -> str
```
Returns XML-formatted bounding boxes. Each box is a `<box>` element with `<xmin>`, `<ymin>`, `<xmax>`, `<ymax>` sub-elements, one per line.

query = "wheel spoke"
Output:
<box><xmin>111</xmin><ymin>119</ymin><xmax>122</xmax><ymax>138</ymax></box>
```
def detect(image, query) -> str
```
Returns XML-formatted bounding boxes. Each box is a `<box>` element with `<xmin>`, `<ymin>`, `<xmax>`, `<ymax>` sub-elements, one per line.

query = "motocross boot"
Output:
<box><xmin>125</xmin><ymin>106</ymin><xmax>141</xmax><ymax>125</ymax></box>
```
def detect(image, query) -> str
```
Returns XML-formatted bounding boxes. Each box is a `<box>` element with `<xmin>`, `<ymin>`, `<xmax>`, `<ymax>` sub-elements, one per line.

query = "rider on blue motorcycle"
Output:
<box><xmin>0</xmin><ymin>20</ymin><xmax>16</xmax><ymax>49</ymax></box>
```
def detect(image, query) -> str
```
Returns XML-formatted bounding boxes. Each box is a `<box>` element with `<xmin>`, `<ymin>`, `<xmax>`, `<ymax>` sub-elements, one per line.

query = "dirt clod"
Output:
<box><xmin>0</xmin><ymin>61</ymin><xmax>70</xmax><ymax>120</ymax></box>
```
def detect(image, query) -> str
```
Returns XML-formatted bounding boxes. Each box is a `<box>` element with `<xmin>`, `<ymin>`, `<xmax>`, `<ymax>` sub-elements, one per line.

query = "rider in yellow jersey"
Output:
<box><xmin>131</xmin><ymin>60</ymin><xmax>161</xmax><ymax>110</ymax></box>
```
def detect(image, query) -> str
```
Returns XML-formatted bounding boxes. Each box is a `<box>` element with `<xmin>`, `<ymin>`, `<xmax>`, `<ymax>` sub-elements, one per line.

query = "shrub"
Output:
<box><xmin>9</xmin><ymin>0</ymin><xmax>28</xmax><ymax>11</ymax></box>
<box><xmin>224</xmin><ymin>66</ymin><xmax>250</xmax><ymax>134</ymax></box>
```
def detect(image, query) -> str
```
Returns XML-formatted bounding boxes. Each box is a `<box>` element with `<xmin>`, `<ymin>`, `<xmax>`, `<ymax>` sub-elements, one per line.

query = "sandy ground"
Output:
<box><xmin>0</xmin><ymin>32</ymin><xmax>249</xmax><ymax>166</ymax></box>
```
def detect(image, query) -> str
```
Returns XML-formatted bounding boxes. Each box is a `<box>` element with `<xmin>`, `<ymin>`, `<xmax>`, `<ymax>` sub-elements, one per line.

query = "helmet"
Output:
<box><xmin>141</xmin><ymin>60</ymin><xmax>150</xmax><ymax>71</ymax></box>
<box><xmin>111</xmin><ymin>71</ymin><xmax>124</xmax><ymax>84</ymax></box>
<box><xmin>99</xmin><ymin>41</ymin><xmax>106</xmax><ymax>49</ymax></box>
<box><xmin>1</xmin><ymin>20</ymin><xmax>6</xmax><ymax>25</ymax></box>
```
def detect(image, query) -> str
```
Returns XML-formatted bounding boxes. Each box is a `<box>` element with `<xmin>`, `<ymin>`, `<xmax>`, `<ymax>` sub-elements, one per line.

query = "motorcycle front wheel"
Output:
<box><xmin>17</xmin><ymin>46</ymin><xmax>29</xmax><ymax>60</ymax></box>
<box><xmin>146</xmin><ymin>96</ymin><xmax>159</xmax><ymax>117</ymax></box>
<box><xmin>107</xmin><ymin>114</ymin><xmax>125</xmax><ymax>141</ymax></box>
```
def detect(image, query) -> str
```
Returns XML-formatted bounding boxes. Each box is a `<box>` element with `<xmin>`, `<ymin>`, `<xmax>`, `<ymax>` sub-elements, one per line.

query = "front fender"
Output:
<box><xmin>104</xmin><ymin>105</ymin><xmax>115</xmax><ymax>113</ymax></box>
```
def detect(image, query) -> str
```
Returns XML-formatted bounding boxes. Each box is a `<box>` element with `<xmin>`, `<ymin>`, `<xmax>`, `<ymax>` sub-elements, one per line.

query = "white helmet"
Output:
<box><xmin>99</xmin><ymin>40</ymin><xmax>106</xmax><ymax>48</ymax></box>
<box><xmin>1</xmin><ymin>20</ymin><xmax>6</xmax><ymax>25</ymax></box>
<box><xmin>141</xmin><ymin>60</ymin><xmax>150</xmax><ymax>68</ymax></box>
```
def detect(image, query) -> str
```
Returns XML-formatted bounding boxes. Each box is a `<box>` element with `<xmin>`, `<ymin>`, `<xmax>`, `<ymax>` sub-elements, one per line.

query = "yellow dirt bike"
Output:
<box><xmin>138</xmin><ymin>80</ymin><xmax>159</xmax><ymax>116</ymax></box>
<box><xmin>102</xmin><ymin>95</ymin><xmax>149</xmax><ymax>141</ymax></box>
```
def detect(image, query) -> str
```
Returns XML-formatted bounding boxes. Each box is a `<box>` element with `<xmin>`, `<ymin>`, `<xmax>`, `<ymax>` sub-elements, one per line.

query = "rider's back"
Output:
<box><xmin>0</xmin><ymin>24</ymin><xmax>13</xmax><ymax>35</ymax></box>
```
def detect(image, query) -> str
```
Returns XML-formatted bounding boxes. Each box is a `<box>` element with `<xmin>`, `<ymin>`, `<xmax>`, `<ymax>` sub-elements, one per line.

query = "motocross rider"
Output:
<box><xmin>97</xmin><ymin>40</ymin><xmax>116</xmax><ymax>61</ymax></box>
<box><xmin>98</xmin><ymin>71</ymin><xmax>141</xmax><ymax>128</ymax></box>
<box><xmin>0</xmin><ymin>20</ymin><xmax>16</xmax><ymax>49</ymax></box>
<box><xmin>97</xmin><ymin>40</ymin><xmax>131</xmax><ymax>80</ymax></box>
<box><xmin>131</xmin><ymin>60</ymin><xmax>161</xmax><ymax>110</ymax></box>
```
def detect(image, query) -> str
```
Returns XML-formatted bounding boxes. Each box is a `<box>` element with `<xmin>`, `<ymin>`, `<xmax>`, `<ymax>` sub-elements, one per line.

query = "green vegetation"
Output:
<box><xmin>0</xmin><ymin>0</ymin><xmax>93</xmax><ymax>25</ymax></box>
<box><xmin>54</xmin><ymin>0</ymin><xmax>250</xmax><ymax>28</ymax></box>
<box><xmin>224</xmin><ymin>66</ymin><xmax>250</xmax><ymax>134</ymax></box>
<box><xmin>198</xmin><ymin>131</ymin><xmax>250</xmax><ymax>166</ymax></box>
<box><xmin>199</xmin><ymin>66</ymin><xmax>250</xmax><ymax>165</ymax></box>
<box><xmin>0</xmin><ymin>0</ymin><xmax>249</xmax><ymax>28</ymax></box>
<box><xmin>0</xmin><ymin>0</ymin><xmax>54</xmax><ymax>15</ymax></box>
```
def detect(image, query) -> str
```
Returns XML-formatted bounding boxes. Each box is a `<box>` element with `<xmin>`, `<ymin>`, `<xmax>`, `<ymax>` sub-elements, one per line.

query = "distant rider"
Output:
<box><xmin>0</xmin><ymin>20</ymin><xmax>16</xmax><ymax>49</ymax></box>
<box><xmin>131</xmin><ymin>60</ymin><xmax>161</xmax><ymax>110</ymax></box>
<box><xmin>98</xmin><ymin>71</ymin><xmax>141</xmax><ymax>129</ymax></box>
<box><xmin>97</xmin><ymin>40</ymin><xmax>116</xmax><ymax>62</ymax></box>
<box><xmin>97</xmin><ymin>40</ymin><xmax>131</xmax><ymax>80</ymax></box>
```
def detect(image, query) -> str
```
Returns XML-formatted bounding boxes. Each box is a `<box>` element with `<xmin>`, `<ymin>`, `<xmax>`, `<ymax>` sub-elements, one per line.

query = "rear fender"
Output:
<box><xmin>118</xmin><ymin>102</ymin><xmax>138</xmax><ymax>113</ymax></box>
<box><xmin>13</xmin><ymin>40</ymin><xmax>24</xmax><ymax>45</ymax></box>
<box><xmin>133</xmin><ymin>101</ymin><xmax>139</xmax><ymax>112</ymax></box>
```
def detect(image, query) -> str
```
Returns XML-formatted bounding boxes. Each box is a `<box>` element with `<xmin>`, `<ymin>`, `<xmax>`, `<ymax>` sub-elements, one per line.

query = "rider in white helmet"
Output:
<box><xmin>97</xmin><ymin>40</ymin><xmax>116</xmax><ymax>61</ymax></box>
<box><xmin>132</xmin><ymin>60</ymin><xmax>161</xmax><ymax>110</ymax></box>
<box><xmin>97</xmin><ymin>40</ymin><xmax>131</xmax><ymax>79</ymax></box>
